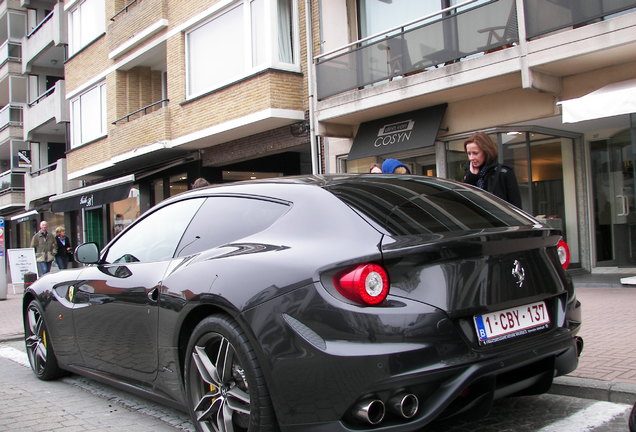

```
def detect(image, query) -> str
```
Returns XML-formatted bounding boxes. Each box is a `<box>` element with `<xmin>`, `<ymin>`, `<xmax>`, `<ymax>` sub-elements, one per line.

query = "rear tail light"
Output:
<box><xmin>557</xmin><ymin>239</ymin><xmax>570</xmax><ymax>269</ymax></box>
<box><xmin>334</xmin><ymin>264</ymin><xmax>389</xmax><ymax>305</ymax></box>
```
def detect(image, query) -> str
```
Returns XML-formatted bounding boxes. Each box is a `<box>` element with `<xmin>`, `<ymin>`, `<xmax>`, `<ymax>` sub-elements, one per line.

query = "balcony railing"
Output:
<box><xmin>111</xmin><ymin>0</ymin><xmax>139</xmax><ymax>21</ymax></box>
<box><xmin>315</xmin><ymin>0</ymin><xmax>516</xmax><ymax>100</ymax></box>
<box><xmin>525</xmin><ymin>0</ymin><xmax>636</xmax><ymax>39</ymax></box>
<box><xmin>26</xmin><ymin>8</ymin><xmax>54</xmax><ymax>38</ymax></box>
<box><xmin>315</xmin><ymin>0</ymin><xmax>636</xmax><ymax>100</ymax></box>
<box><xmin>0</xmin><ymin>105</ymin><xmax>23</xmax><ymax>131</ymax></box>
<box><xmin>0</xmin><ymin>170</ymin><xmax>25</xmax><ymax>192</ymax></box>
<box><xmin>112</xmin><ymin>99</ymin><xmax>168</xmax><ymax>125</ymax></box>
<box><xmin>0</xmin><ymin>41</ymin><xmax>21</xmax><ymax>66</ymax></box>
<box><xmin>28</xmin><ymin>84</ymin><xmax>56</xmax><ymax>107</ymax></box>
<box><xmin>30</xmin><ymin>160</ymin><xmax>57</xmax><ymax>177</ymax></box>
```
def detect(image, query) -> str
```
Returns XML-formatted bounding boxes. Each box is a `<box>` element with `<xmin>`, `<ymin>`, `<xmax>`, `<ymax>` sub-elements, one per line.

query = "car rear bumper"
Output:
<box><xmin>276</xmin><ymin>334</ymin><xmax>579</xmax><ymax>431</ymax></box>
<box><xmin>244</xmin><ymin>286</ymin><xmax>582</xmax><ymax>431</ymax></box>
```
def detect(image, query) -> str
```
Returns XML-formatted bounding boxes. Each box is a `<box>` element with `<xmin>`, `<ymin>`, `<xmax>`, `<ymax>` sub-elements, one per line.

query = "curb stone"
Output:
<box><xmin>550</xmin><ymin>376</ymin><xmax>636</xmax><ymax>405</ymax></box>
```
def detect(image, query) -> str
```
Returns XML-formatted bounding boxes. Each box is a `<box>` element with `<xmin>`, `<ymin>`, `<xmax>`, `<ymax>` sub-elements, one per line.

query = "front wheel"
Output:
<box><xmin>24</xmin><ymin>300</ymin><xmax>65</xmax><ymax>380</ymax></box>
<box><xmin>184</xmin><ymin>315</ymin><xmax>276</xmax><ymax>432</ymax></box>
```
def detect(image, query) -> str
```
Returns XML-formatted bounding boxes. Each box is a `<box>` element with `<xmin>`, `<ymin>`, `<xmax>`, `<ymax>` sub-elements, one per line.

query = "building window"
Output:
<box><xmin>70</xmin><ymin>82</ymin><xmax>106</xmax><ymax>148</ymax></box>
<box><xmin>68</xmin><ymin>0</ymin><xmax>105</xmax><ymax>56</ymax></box>
<box><xmin>357</xmin><ymin>0</ymin><xmax>490</xmax><ymax>37</ymax></box>
<box><xmin>186</xmin><ymin>0</ymin><xmax>297</xmax><ymax>98</ymax></box>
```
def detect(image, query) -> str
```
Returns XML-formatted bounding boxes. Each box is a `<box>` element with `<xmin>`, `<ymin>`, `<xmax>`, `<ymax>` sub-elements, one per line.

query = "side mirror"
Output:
<box><xmin>74</xmin><ymin>242</ymin><xmax>100</xmax><ymax>264</ymax></box>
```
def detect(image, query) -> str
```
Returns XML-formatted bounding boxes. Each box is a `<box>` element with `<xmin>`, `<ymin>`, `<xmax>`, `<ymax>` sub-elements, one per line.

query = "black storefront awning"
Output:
<box><xmin>50</xmin><ymin>175</ymin><xmax>135</xmax><ymax>213</ymax></box>
<box><xmin>347</xmin><ymin>104</ymin><xmax>447</xmax><ymax>160</ymax></box>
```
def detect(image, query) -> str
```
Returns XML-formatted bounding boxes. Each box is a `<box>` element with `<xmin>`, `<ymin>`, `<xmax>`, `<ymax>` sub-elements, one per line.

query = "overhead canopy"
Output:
<box><xmin>347</xmin><ymin>104</ymin><xmax>447</xmax><ymax>160</ymax></box>
<box><xmin>50</xmin><ymin>175</ymin><xmax>135</xmax><ymax>213</ymax></box>
<box><xmin>558</xmin><ymin>79</ymin><xmax>636</xmax><ymax>123</ymax></box>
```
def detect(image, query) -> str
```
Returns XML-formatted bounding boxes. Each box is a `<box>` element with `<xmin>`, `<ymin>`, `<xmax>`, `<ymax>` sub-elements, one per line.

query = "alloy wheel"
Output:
<box><xmin>189</xmin><ymin>332</ymin><xmax>251</xmax><ymax>432</ymax></box>
<box><xmin>25</xmin><ymin>303</ymin><xmax>48</xmax><ymax>375</ymax></box>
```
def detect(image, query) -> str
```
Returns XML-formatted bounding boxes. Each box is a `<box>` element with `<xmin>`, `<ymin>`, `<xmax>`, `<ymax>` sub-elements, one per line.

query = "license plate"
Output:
<box><xmin>473</xmin><ymin>301</ymin><xmax>550</xmax><ymax>344</ymax></box>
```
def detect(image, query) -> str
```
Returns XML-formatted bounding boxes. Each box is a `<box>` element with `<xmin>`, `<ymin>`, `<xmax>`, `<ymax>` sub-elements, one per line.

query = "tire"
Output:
<box><xmin>629</xmin><ymin>402</ymin><xmax>635</xmax><ymax>432</ymax></box>
<box><xmin>24</xmin><ymin>300</ymin><xmax>65</xmax><ymax>380</ymax></box>
<box><xmin>184</xmin><ymin>315</ymin><xmax>277</xmax><ymax>432</ymax></box>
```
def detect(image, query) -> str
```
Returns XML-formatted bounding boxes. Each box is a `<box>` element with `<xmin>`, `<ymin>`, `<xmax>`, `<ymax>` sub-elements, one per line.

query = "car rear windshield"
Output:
<box><xmin>325</xmin><ymin>176</ymin><xmax>538</xmax><ymax>236</ymax></box>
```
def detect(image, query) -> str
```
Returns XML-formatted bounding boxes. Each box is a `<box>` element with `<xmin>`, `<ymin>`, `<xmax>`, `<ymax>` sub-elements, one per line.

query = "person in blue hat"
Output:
<box><xmin>381</xmin><ymin>158</ymin><xmax>410</xmax><ymax>174</ymax></box>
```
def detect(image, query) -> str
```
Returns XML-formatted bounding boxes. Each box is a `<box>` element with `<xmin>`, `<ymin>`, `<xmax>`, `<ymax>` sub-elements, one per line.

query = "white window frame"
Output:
<box><xmin>68</xmin><ymin>0</ymin><xmax>105</xmax><ymax>56</ymax></box>
<box><xmin>70</xmin><ymin>82</ymin><xmax>107</xmax><ymax>148</ymax></box>
<box><xmin>185</xmin><ymin>0</ymin><xmax>300</xmax><ymax>99</ymax></box>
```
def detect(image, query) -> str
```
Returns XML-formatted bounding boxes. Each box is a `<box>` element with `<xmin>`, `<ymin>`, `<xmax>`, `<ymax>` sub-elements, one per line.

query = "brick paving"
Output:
<box><xmin>0</xmin><ymin>353</ymin><xmax>185</xmax><ymax>432</ymax></box>
<box><xmin>565</xmin><ymin>286</ymin><xmax>636</xmax><ymax>386</ymax></box>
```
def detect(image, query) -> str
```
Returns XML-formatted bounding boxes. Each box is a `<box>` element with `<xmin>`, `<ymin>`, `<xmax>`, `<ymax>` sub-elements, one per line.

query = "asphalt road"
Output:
<box><xmin>0</xmin><ymin>340</ymin><xmax>631</xmax><ymax>432</ymax></box>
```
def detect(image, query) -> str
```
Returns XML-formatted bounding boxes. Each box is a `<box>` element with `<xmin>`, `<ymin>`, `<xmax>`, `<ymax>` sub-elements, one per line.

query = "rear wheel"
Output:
<box><xmin>24</xmin><ymin>300</ymin><xmax>64</xmax><ymax>380</ymax></box>
<box><xmin>184</xmin><ymin>315</ymin><xmax>276</xmax><ymax>432</ymax></box>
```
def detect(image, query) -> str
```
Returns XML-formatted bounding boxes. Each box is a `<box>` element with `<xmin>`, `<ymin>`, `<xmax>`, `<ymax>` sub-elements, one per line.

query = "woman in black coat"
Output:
<box><xmin>462</xmin><ymin>132</ymin><xmax>522</xmax><ymax>207</ymax></box>
<box><xmin>54</xmin><ymin>226</ymin><xmax>73</xmax><ymax>270</ymax></box>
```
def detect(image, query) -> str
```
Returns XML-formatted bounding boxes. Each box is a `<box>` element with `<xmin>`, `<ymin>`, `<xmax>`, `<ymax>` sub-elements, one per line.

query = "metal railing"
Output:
<box><xmin>112</xmin><ymin>99</ymin><xmax>168</xmax><ymax>125</ymax></box>
<box><xmin>30</xmin><ymin>160</ymin><xmax>58</xmax><ymax>177</ymax></box>
<box><xmin>111</xmin><ymin>0</ymin><xmax>139</xmax><ymax>21</ymax></box>
<box><xmin>315</xmin><ymin>0</ymin><xmax>515</xmax><ymax>100</ymax></box>
<box><xmin>26</xmin><ymin>8</ymin><xmax>55</xmax><ymax>38</ymax></box>
<box><xmin>524</xmin><ymin>0</ymin><xmax>636</xmax><ymax>39</ymax></box>
<box><xmin>28</xmin><ymin>84</ymin><xmax>56</xmax><ymax>107</ymax></box>
<box><xmin>315</xmin><ymin>0</ymin><xmax>636</xmax><ymax>100</ymax></box>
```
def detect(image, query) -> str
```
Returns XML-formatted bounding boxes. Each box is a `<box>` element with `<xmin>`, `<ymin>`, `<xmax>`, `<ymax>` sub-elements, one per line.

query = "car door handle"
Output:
<box><xmin>147</xmin><ymin>287</ymin><xmax>159</xmax><ymax>302</ymax></box>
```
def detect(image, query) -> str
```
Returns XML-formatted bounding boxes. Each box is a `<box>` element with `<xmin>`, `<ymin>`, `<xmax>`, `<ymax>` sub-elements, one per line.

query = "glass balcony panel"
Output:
<box><xmin>0</xmin><ymin>105</ymin><xmax>23</xmax><ymax>130</ymax></box>
<box><xmin>0</xmin><ymin>41</ymin><xmax>21</xmax><ymax>66</ymax></box>
<box><xmin>0</xmin><ymin>171</ymin><xmax>25</xmax><ymax>191</ymax></box>
<box><xmin>316</xmin><ymin>0</ymin><xmax>517</xmax><ymax>100</ymax></box>
<box><xmin>524</xmin><ymin>0</ymin><xmax>636</xmax><ymax>39</ymax></box>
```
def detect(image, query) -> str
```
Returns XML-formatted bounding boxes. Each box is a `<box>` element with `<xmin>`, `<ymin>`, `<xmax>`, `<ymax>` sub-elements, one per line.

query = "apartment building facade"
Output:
<box><xmin>5</xmin><ymin>0</ymin><xmax>636</xmax><ymax>275</ymax></box>
<box><xmin>313</xmin><ymin>0</ymin><xmax>636</xmax><ymax>272</ymax></box>
<box><xmin>0</xmin><ymin>0</ymin><xmax>29</xmax><ymax>248</ymax></box>
<box><xmin>6</xmin><ymin>0</ymin><xmax>314</xmax><ymax>253</ymax></box>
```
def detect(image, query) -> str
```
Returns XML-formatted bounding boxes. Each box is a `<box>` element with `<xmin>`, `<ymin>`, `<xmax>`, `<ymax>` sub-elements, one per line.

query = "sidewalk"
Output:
<box><xmin>1</xmin><ymin>276</ymin><xmax>635</xmax><ymax>405</ymax></box>
<box><xmin>0</xmin><ymin>286</ymin><xmax>25</xmax><ymax>342</ymax></box>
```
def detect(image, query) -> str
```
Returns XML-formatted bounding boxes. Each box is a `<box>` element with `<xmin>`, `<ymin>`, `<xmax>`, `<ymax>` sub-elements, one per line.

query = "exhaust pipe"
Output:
<box><xmin>352</xmin><ymin>399</ymin><xmax>385</xmax><ymax>425</ymax></box>
<box><xmin>576</xmin><ymin>336</ymin><xmax>584</xmax><ymax>356</ymax></box>
<box><xmin>388</xmin><ymin>393</ymin><xmax>419</xmax><ymax>419</ymax></box>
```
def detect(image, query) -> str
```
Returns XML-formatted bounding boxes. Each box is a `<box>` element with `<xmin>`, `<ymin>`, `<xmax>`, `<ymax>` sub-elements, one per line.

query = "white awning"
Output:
<box><xmin>558</xmin><ymin>79</ymin><xmax>636</xmax><ymax>123</ymax></box>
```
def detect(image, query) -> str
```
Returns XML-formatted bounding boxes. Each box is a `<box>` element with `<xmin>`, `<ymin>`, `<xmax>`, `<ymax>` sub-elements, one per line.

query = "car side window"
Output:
<box><xmin>175</xmin><ymin>196</ymin><xmax>290</xmax><ymax>257</ymax></box>
<box><xmin>104</xmin><ymin>198</ymin><xmax>205</xmax><ymax>264</ymax></box>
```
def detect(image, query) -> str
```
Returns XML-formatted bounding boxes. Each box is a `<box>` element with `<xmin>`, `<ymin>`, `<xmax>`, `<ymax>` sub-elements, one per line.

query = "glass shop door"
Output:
<box><xmin>591</xmin><ymin>130</ymin><xmax>636</xmax><ymax>266</ymax></box>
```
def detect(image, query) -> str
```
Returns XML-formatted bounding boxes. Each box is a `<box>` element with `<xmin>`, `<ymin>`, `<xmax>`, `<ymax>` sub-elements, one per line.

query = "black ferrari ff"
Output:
<box><xmin>23</xmin><ymin>174</ymin><xmax>582</xmax><ymax>432</ymax></box>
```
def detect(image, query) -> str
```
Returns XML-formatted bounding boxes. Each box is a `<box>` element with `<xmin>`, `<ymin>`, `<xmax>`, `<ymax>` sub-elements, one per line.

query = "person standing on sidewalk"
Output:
<box><xmin>462</xmin><ymin>132</ymin><xmax>522</xmax><ymax>207</ymax></box>
<box><xmin>30</xmin><ymin>221</ymin><xmax>57</xmax><ymax>275</ymax></box>
<box><xmin>54</xmin><ymin>226</ymin><xmax>72</xmax><ymax>270</ymax></box>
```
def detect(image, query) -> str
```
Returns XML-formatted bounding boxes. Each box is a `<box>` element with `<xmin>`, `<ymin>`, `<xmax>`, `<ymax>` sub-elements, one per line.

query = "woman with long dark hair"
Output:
<box><xmin>462</xmin><ymin>132</ymin><xmax>522</xmax><ymax>207</ymax></box>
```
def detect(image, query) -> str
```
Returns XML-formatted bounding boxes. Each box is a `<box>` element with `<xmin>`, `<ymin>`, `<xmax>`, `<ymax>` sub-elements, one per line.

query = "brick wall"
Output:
<box><xmin>108</xmin><ymin>0</ymin><xmax>168</xmax><ymax>51</ymax></box>
<box><xmin>65</xmin><ymin>34</ymin><xmax>111</xmax><ymax>93</ymax></box>
<box><xmin>169</xmin><ymin>71</ymin><xmax>305</xmax><ymax>138</ymax></box>
<box><xmin>66</xmin><ymin>0</ymin><xmax>311</xmax><ymax>176</ymax></box>
<box><xmin>109</xmin><ymin>108</ymin><xmax>171</xmax><ymax>155</ymax></box>
<box><xmin>66</xmin><ymin>136</ymin><xmax>108</xmax><ymax>173</ymax></box>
